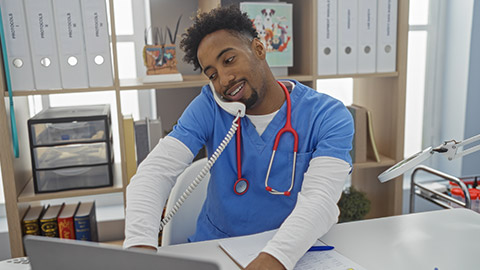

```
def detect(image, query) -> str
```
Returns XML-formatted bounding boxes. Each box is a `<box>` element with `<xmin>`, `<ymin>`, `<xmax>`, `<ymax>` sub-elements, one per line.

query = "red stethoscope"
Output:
<box><xmin>233</xmin><ymin>81</ymin><xmax>299</xmax><ymax>196</ymax></box>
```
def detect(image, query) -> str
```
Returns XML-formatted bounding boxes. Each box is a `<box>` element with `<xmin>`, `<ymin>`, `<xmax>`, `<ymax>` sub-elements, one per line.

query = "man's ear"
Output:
<box><xmin>251</xmin><ymin>38</ymin><xmax>266</xmax><ymax>60</ymax></box>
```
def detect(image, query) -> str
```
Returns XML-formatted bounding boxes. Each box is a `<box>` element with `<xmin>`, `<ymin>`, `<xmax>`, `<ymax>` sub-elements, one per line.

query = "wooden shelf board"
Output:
<box><xmin>278</xmin><ymin>74</ymin><xmax>315</xmax><ymax>82</ymax></box>
<box><xmin>353</xmin><ymin>154</ymin><xmax>396</xmax><ymax>170</ymax></box>
<box><xmin>17</xmin><ymin>162</ymin><xmax>124</xmax><ymax>203</ymax></box>
<box><xmin>119</xmin><ymin>74</ymin><xmax>315</xmax><ymax>91</ymax></box>
<box><xmin>7</xmin><ymin>86</ymin><xmax>116</xmax><ymax>97</ymax></box>
<box><xmin>17</xmin><ymin>178</ymin><xmax>123</xmax><ymax>203</ymax></box>
<box><xmin>3</xmin><ymin>73</ymin><xmax>393</xmax><ymax>96</ymax></box>
<box><xmin>316</xmin><ymin>72</ymin><xmax>398</xmax><ymax>80</ymax></box>
<box><xmin>120</xmin><ymin>75</ymin><xmax>208</xmax><ymax>90</ymax></box>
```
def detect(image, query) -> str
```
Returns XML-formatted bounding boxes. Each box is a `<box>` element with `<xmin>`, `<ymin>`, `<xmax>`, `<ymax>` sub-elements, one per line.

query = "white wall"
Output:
<box><xmin>461</xmin><ymin>0</ymin><xmax>480</xmax><ymax>177</ymax></box>
<box><xmin>431</xmin><ymin>0</ymin><xmax>474</xmax><ymax>176</ymax></box>
<box><xmin>407</xmin><ymin>0</ymin><xmax>480</xmax><ymax>214</ymax></box>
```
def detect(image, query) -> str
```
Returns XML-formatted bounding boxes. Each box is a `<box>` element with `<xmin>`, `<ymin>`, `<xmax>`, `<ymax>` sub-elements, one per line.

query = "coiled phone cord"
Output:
<box><xmin>159</xmin><ymin>113</ymin><xmax>241</xmax><ymax>232</ymax></box>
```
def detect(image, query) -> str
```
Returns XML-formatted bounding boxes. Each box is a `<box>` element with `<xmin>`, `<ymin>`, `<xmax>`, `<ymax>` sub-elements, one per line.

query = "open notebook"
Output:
<box><xmin>24</xmin><ymin>235</ymin><xmax>219</xmax><ymax>270</ymax></box>
<box><xmin>219</xmin><ymin>229</ymin><xmax>366</xmax><ymax>270</ymax></box>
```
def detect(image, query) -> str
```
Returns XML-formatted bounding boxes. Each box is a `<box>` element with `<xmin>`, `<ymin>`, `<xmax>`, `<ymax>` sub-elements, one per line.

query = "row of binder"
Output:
<box><xmin>0</xmin><ymin>0</ymin><xmax>113</xmax><ymax>91</ymax></box>
<box><xmin>317</xmin><ymin>0</ymin><xmax>398</xmax><ymax>75</ymax></box>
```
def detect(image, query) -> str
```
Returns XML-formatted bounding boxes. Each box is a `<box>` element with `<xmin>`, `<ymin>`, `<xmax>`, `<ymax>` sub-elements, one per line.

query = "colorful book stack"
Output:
<box><xmin>22</xmin><ymin>201</ymin><xmax>98</xmax><ymax>242</ymax></box>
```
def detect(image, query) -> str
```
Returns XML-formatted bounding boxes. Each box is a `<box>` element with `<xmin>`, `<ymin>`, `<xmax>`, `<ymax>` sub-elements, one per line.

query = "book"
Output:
<box><xmin>0</xmin><ymin>0</ymin><xmax>36</xmax><ymax>90</ymax></box>
<box><xmin>58</xmin><ymin>202</ymin><xmax>80</xmax><ymax>239</ymax></box>
<box><xmin>317</xmin><ymin>0</ymin><xmax>338</xmax><ymax>75</ymax></box>
<box><xmin>134</xmin><ymin>120</ymin><xmax>149</xmax><ymax>165</ymax></box>
<box><xmin>240</xmin><ymin>2</ymin><xmax>293</xmax><ymax>67</ymax></box>
<box><xmin>123</xmin><ymin>115</ymin><xmax>137</xmax><ymax>183</ymax></box>
<box><xmin>347</xmin><ymin>105</ymin><xmax>368</xmax><ymax>163</ymax></box>
<box><xmin>376</xmin><ymin>0</ymin><xmax>398</xmax><ymax>72</ymax></box>
<box><xmin>40</xmin><ymin>204</ymin><xmax>65</xmax><ymax>237</ymax></box>
<box><xmin>337</xmin><ymin>0</ymin><xmax>358</xmax><ymax>74</ymax></box>
<box><xmin>80</xmin><ymin>0</ymin><xmax>113</xmax><ymax>87</ymax></box>
<box><xmin>74</xmin><ymin>201</ymin><xmax>98</xmax><ymax>241</ymax></box>
<box><xmin>366</xmin><ymin>110</ymin><xmax>381</xmax><ymax>162</ymax></box>
<box><xmin>357</xmin><ymin>0</ymin><xmax>377</xmax><ymax>74</ymax></box>
<box><xmin>134</xmin><ymin>117</ymin><xmax>163</xmax><ymax>165</ymax></box>
<box><xmin>53</xmin><ymin>0</ymin><xmax>89</xmax><ymax>88</ymax></box>
<box><xmin>24</xmin><ymin>0</ymin><xmax>62</xmax><ymax>89</ymax></box>
<box><xmin>22</xmin><ymin>205</ymin><xmax>45</xmax><ymax>236</ymax></box>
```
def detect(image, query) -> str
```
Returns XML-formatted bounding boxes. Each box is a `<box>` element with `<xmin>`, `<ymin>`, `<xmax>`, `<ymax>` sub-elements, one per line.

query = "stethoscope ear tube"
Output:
<box><xmin>264</xmin><ymin>82</ymin><xmax>298</xmax><ymax>196</ymax></box>
<box><xmin>265</xmin><ymin>151</ymin><xmax>297</xmax><ymax>196</ymax></box>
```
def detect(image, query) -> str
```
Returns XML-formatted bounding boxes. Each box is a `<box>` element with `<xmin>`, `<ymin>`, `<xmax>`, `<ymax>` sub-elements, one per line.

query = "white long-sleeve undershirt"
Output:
<box><xmin>123</xmin><ymin>136</ymin><xmax>193</xmax><ymax>249</ymax></box>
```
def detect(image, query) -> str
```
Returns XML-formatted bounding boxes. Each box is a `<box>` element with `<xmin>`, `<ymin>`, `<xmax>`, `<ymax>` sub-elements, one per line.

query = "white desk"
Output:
<box><xmin>158</xmin><ymin>238</ymin><xmax>240</xmax><ymax>269</ymax></box>
<box><xmin>159</xmin><ymin>209</ymin><xmax>480</xmax><ymax>270</ymax></box>
<box><xmin>320</xmin><ymin>208</ymin><xmax>480</xmax><ymax>270</ymax></box>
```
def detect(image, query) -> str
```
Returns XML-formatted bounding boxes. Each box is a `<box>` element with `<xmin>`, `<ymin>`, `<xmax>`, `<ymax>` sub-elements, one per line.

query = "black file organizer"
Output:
<box><xmin>27</xmin><ymin>105</ymin><xmax>114</xmax><ymax>193</ymax></box>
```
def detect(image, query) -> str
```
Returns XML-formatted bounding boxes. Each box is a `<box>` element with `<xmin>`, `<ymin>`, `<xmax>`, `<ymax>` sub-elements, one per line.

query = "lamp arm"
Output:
<box><xmin>377</xmin><ymin>133</ymin><xmax>480</xmax><ymax>183</ymax></box>
<box><xmin>439</xmin><ymin>134</ymin><xmax>480</xmax><ymax>160</ymax></box>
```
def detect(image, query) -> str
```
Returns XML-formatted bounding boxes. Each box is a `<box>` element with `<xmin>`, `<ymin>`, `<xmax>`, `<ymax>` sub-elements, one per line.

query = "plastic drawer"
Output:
<box><xmin>30</xmin><ymin>120</ymin><xmax>107</xmax><ymax>146</ymax></box>
<box><xmin>33</xmin><ymin>142</ymin><xmax>109</xmax><ymax>169</ymax></box>
<box><xmin>34</xmin><ymin>164</ymin><xmax>112</xmax><ymax>193</ymax></box>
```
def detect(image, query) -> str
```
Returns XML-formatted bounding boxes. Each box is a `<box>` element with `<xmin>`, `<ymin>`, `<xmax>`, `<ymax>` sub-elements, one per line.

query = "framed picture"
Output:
<box><xmin>240</xmin><ymin>2</ymin><xmax>293</xmax><ymax>67</ymax></box>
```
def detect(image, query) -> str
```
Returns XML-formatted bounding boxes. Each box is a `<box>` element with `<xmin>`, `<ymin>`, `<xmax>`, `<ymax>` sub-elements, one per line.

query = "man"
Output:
<box><xmin>124</xmin><ymin>5</ymin><xmax>353</xmax><ymax>270</ymax></box>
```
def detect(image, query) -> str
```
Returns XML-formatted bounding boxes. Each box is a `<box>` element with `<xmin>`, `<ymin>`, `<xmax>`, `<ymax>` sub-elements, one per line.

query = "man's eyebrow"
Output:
<box><xmin>217</xmin><ymin>47</ymin><xmax>234</xmax><ymax>60</ymax></box>
<box><xmin>202</xmin><ymin>48</ymin><xmax>235</xmax><ymax>76</ymax></box>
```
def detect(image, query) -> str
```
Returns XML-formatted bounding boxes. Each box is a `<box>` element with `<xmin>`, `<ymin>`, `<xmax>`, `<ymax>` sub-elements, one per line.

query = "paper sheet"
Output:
<box><xmin>218</xmin><ymin>230</ymin><xmax>366</xmax><ymax>270</ymax></box>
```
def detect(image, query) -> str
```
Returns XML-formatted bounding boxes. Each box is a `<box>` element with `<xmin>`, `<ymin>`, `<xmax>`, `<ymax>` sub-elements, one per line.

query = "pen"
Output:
<box><xmin>307</xmin><ymin>245</ymin><xmax>335</xmax><ymax>252</ymax></box>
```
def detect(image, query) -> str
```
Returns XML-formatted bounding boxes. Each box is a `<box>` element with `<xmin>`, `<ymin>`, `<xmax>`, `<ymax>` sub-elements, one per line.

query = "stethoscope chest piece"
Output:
<box><xmin>234</xmin><ymin>178</ymin><xmax>249</xmax><ymax>195</ymax></box>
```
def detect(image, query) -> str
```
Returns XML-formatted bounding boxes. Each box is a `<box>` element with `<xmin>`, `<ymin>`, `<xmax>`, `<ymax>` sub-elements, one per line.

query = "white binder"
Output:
<box><xmin>376</xmin><ymin>0</ymin><xmax>397</xmax><ymax>73</ymax></box>
<box><xmin>80</xmin><ymin>0</ymin><xmax>113</xmax><ymax>87</ymax></box>
<box><xmin>317</xmin><ymin>0</ymin><xmax>337</xmax><ymax>76</ymax></box>
<box><xmin>24</xmin><ymin>0</ymin><xmax>62</xmax><ymax>90</ymax></box>
<box><xmin>0</xmin><ymin>0</ymin><xmax>35</xmax><ymax>90</ymax></box>
<box><xmin>53</xmin><ymin>0</ymin><xmax>89</xmax><ymax>89</ymax></box>
<box><xmin>337</xmin><ymin>0</ymin><xmax>358</xmax><ymax>75</ymax></box>
<box><xmin>357</xmin><ymin>0</ymin><xmax>377</xmax><ymax>74</ymax></box>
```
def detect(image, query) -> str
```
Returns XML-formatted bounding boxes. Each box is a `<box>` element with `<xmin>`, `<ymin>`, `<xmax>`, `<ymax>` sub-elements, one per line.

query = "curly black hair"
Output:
<box><xmin>180</xmin><ymin>5</ymin><xmax>258</xmax><ymax>71</ymax></box>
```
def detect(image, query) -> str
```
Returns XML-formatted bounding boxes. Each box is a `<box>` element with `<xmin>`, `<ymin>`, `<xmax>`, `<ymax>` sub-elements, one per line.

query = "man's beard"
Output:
<box><xmin>243</xmin><ymin>89</ymin><xmax>259</xmax><ymax>110</ymax></box>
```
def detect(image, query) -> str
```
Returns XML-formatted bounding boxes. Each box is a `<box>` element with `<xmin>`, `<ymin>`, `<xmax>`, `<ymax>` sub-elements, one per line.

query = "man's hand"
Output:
<box><xmin>245</xmin><ymin>252</ymin><xmax>286</xmax><ymax>270</ymax></box>
<box><xmin>129</xmin><ymin>245</ymin><xmax>157</xmax><ymax>252</ymax></box>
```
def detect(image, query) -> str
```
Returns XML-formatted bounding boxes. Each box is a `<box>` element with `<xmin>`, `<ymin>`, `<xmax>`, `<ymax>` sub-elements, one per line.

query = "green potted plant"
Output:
<box><xmin>337</xmin><ymin>186</ymin><xmax>371</xmax><ymax>223</ymax></box>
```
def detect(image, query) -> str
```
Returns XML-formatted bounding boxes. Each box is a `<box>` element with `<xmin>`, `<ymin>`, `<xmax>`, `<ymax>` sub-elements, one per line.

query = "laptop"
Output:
<box><xmin>23</xmin><ymin>235</ymin><xmax>220</xmax><ymax>270</ymax></box>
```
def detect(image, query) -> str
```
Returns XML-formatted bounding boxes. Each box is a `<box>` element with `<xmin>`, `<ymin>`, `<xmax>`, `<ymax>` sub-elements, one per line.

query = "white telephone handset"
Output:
<box><xmin>209</xmin><ymin>81</ymin><xmax>246</xmax><ymax>117</ymax></box>
<box><xmin>159</xmin><ymin>82</ymin><xmax>245</xmax><ymax>232</ymax></box>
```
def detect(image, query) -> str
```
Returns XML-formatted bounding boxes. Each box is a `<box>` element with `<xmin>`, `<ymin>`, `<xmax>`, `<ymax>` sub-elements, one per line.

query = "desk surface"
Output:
<box><xmin>321</xmin><ymin>208</ymin><xmax>479</xmax><ymax>270</ymax></box>
<box><xmin>159</xmin><ymin>238</ymin><xmax>240</xmax><ymax>269</ymax></box>
<box><xmin>159</xmin><ymin>209</ymin><xmax>480</xmax><ymax>270</ymax></box>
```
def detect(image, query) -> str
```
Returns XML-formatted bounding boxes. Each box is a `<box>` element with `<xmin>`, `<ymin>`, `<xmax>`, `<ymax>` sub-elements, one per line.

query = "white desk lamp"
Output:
<box><xmin>378</xmin><ymin>134</ymin><xmax>480</xmax><ymax>183</ymax></box>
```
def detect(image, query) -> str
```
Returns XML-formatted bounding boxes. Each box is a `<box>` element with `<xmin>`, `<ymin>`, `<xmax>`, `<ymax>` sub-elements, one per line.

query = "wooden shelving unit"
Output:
<box><xmin>0</xmin><ymin>0</ymin><xmax>409</xmax><ymax>257</ymax></box>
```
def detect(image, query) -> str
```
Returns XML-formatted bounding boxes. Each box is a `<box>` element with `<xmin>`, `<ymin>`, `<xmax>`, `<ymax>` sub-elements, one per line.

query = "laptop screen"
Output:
<box><xmin>24</xmin><ymin>235</ymin><xmax>220</xmax><ymax>270</ymax></box>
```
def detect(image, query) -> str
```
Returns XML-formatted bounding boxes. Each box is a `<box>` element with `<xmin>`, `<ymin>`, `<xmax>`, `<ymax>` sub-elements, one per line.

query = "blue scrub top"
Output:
<box><xmin>169</xmin><ymin>80</ymin><xmax>353</xmax><ymax>241</ymax></box>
